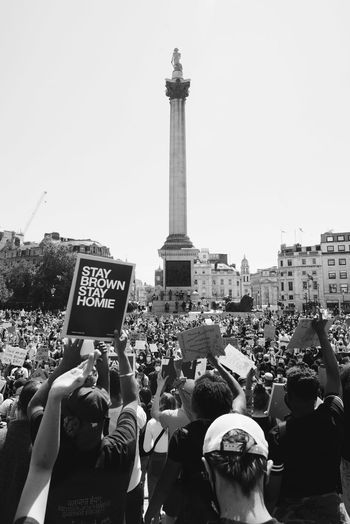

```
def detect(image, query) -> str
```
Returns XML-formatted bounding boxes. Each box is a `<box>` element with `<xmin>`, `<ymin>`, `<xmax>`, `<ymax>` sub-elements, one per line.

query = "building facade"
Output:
<box><xmin>0</xmin><ymin>231</ymin><xmax>111</xmax><ymax>268</ymax></box>
<box><xmin>277</xmin><ymin>243</ymin><xmax>324</xmax><ymax>312</ymax></box>
<box><xmin>320</xmin><ymin>231</ymin><xmax>350</xmax><ymax>313</ymax></box>
<box><xmin>240</xmin><ymin>256</ymin><xmax>251</xmax><ymax>296</ymax></box>
<box><xmin>250</xmin><ymin>266</ymin><xmax>278</xmax><ymax>308</ymax></box>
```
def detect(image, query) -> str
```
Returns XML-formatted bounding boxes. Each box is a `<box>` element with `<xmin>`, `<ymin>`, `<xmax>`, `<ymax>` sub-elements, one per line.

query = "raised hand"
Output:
<box><xmin>114</xmin><ymin>330</ymin><xmax>128</xmax><ymax>354</ymax></box>
<box><xmin>61</xmin><ymin>338</ymin><xmax>83</xmax><ymax>369</ymax></box>
<box><xmin>50</xmin><ymin>351</ymin><xmax>97</xmax><ymax>400</ymax></box>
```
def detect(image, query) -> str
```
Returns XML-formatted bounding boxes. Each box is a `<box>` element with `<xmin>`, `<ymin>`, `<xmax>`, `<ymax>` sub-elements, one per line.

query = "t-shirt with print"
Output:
<box><xmin>268</xmin><ymin>395</ymin><xmax>344</xmax><ymax>498</ymax></box>
<box><xmin>30</xmin><ymin>401</ymin><xmax>138</xmax><ymax>524</ymax></box>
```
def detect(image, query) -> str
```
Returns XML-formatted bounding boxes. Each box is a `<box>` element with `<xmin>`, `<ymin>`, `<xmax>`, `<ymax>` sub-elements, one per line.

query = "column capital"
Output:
<box><xmin>166</xmin><ymin>78</ymin><xmax>190</xmax><ymax>100</ymax></box>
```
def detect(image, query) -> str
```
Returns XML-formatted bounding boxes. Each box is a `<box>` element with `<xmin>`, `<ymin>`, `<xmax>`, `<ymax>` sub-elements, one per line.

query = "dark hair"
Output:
<box><xmin>286</xmin><ymin>365</ymin><xmax>319</xmax><ymax>401</ymax></box>
<box><xmin>160</xmin><ymin>392</ymin><xmax>176</xmax><ymax>411</ymax></box>
<box><xmin>18</xmin><ymin>379</ymin><xmax>42</xmax><ymax>416</ymax></box>
<box><xmin>191</xmin><ymin>374</ymin><xmax>233</xmax><ymax>420</ymax></box>
<box><xmin>206</xmin><ymin>450</ymin><xmax>267</xmax><ymax>497</ymax></box>
<box><xmin>139</xmin><ymin>387</ymin><xmax>152</xmax><ymax>405</ymax></box>
<box><xmin>253</xmin><ymin>383</ymin><xmax>270</xmax><ymax>411</ymax></box>
<box><xmin>109</xmin><ymin>369</ymin><xmax>121</xmax><ymax>399</ymax></box>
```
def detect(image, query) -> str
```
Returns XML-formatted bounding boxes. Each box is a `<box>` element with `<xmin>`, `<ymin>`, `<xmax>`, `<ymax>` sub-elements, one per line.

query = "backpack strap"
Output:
<box><xmin>143</xmin><ymin>427</ymin><xmax>166</xmax><ymax>456</ymax></box>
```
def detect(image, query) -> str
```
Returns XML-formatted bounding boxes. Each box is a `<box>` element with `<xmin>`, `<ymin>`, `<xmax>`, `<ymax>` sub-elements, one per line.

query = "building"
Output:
<box><xmin>192</xmin><ymin>249</ymin><xmax>241</xmax><ymax>300</ymax></box>
<box><xmin>277</xmin><ymin>243</ymin><xmax>324</xmax><ymax>312</ymax></box>
<box><xmin>250</xmin><ymin>267</ymin><xmax>278</xmax><ymax>308</ymax></box>
<box><xmin>320</xmin><ymin>231</ymin><xmax>350</xmax><ymax>313</ymax></box>
<box><xmin>240</xmin><ymin>256</ymin><xmax>251</xmax><ymax>296</ymax></box>
<box><xmin>0</xmin><ymin>230</ymin><xmax>111</xmax><ymax>268</ymax></box>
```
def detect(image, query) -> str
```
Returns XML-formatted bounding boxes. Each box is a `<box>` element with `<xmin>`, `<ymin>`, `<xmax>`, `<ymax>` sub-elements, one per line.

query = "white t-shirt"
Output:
<box><xmin>108</xmin><ymin>403</ymin><xmax>146</xmax><ymax>492</ymax></box>
<box><xmin>143</xmin><ymin>418</ymin><xmax>168</xmax><ymax>453</ymax></box>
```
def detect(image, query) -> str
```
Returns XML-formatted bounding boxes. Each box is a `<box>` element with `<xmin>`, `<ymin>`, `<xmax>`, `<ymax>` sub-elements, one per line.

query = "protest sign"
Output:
<box><xmin>287</xmin><ymin>318</ymin><xmax>332</xmax><ymax>351</ymax></box>
<box><xmin>0</xmin><ymin>322</ymin><xmax>12</xmax><ymax>329</ymax></box>
<box><xmin>181</xmin><ymin>358</ymin><xmax>207</xmax><ymax>380</ymax></box>
<box><xmin>219</xmin><ymin>344</ymin><xmax>255</xmax><ymax>378</ymax></box>
<box><xmin>62</xmin><ymin>254</ymin><xmax>134</xmax><ymax>341</ymax></box>
<box><xmin>149</xmin><ymin>343</ymin><xmax>158</xmax><ymax>353</ymax></box>
<box><xmin>135</xmin><ymin>340</ymin><xmax>147</xmax><ymax>351</ymax></box>
<box><xmin>35</xmin><ymin>346</ymin><xmax>49</xmax><ymax>362</ymax></box>
<box><xmin>267</xmin><ymin>383</ymin><xmax>290</xmax><ymax>420</ymax></box>
<box><xmin>177</xmin><ymin>324</ymin><xmax>225</xmax><ymax>362</ymax></box>
<box><xmin>264</xmin><ymin>324</ymin><xmax>275</xmax><ymax>340</ymax></box>
<box><xmin>1</xmin><ymin>346</ymin><xmax>27</xmax><ymax>366</ymax></box>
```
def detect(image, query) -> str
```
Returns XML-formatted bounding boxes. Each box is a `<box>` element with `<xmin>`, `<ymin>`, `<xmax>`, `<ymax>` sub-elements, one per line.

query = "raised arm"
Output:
<box><xmin>94</xmin><ymin>341</ymin><xmax>110</xmax><ymax>395</ymax></box>
<box><xmin>207</xmin><ymin>353</ymin><xmax>246</xmax><ymax>413</ymax></box>
<box><xmin>114</xmin><ymin>330</ymin><xmax>138</xmax><ymax>406</ymax></box>
<box><xmin>151</xmin><ymin>372</ymin><xmax>168</xmax><ymax>421</ymax></box>
<box><xmin>27</xmin><ymin>338</ymin><xmax>83</xmax><ymax>420</ymax></box>
<box><xmin>15</xmin><ymin>352</ymin><xmax>95</xmax><ymax>524</ymax></box>
<box><xmin>312</xmin><ymin>311</ymin><xmax>341</xmax><ymax>396</ymax></box>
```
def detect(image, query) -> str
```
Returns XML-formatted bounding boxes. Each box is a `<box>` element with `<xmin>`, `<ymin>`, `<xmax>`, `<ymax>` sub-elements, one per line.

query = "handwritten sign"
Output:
<box><xmin>149</xmin><ymin>343</ymin><xmax>158</xmax><ymax>353</ymax></box>
<box><xmin>135</xmin><ymin>340</ymin><xmax>147</xmax><ymax>351</ymax></box>
<box><xmin>35</xmin><ymin>346</ymin><xmax>49</xmax><ymax>362</ymax></box>
<box><xmin>219</xmin><ymin>344</ymin><xmax>255</xmax><ymax>378</ymax></box>
<box><xmin>287</xmin><ymin>318</ymin><xmax>332</xmax><ymax>351</ymax></box>
<box><xmin>264</xmin><ymin>324</ymin><xmax>275</xmax><ymax>340</ymax></box>
<box><xmin>177</xmin><ymin>324</ymin><xmax>225</xmax><ymax>362</ymax></box>
<box><xmin>1</xmin><ymin>346</ymin><xmax>27</xmax><ymax>366</ymax></box>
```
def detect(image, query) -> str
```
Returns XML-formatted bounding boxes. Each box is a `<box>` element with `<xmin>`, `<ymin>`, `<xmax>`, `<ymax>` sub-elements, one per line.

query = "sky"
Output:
<box><xmin>1</xmin><ymin>1</ymin><xmax>350</xmax><ymax>284</ymax></box>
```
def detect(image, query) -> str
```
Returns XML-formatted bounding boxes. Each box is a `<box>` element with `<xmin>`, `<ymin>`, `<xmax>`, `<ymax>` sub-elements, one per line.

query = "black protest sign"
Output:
<box><xmin>62</xmin><ymin>254</ymin><xmax>134</xmax><ymax>340</ymax></box>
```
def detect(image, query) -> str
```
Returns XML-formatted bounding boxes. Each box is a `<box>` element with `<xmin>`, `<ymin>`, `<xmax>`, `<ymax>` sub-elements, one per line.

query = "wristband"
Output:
<box><xmin>119</xmin><ymin>372</ymin><xmax>134</xmax><ymax>378</ymax></box>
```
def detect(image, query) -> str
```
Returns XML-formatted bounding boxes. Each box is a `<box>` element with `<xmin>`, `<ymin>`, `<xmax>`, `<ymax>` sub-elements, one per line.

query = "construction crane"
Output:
<box><xmin>22</xmin><ymin>191</ymin><xmax>47</xmax><ymax>237</ymax></box>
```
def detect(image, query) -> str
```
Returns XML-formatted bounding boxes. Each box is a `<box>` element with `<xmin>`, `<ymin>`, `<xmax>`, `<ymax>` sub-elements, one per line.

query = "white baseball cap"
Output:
<box><xmin>203</xmin><ymin>413</ymin><xmax>268</xmax><ymax>459</ymax></box>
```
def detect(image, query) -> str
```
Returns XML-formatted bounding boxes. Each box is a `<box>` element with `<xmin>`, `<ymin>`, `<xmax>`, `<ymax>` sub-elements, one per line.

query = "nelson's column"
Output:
<box><xmin>158</xmin><ymin>49</ymin><xmax>199</xmax><ymax>306</ymax></box>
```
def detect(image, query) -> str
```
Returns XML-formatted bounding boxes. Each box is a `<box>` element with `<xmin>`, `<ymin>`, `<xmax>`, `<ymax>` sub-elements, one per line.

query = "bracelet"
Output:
<box><xmin>119</xmin><ymin>372</ymin><xmax>134</xmax><ymax>378</ymax></box>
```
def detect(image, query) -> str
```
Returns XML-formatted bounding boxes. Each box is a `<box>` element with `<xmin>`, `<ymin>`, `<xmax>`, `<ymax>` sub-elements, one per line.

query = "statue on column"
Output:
<box><xmin>171</xmin><ymin>48</ymin><xmax>183</xmax><ymax>73</ymax></box>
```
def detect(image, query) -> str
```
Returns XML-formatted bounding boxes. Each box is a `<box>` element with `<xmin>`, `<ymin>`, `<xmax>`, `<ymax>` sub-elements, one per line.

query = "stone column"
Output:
<box><xmin>169</xmin><ymin>96</ymin><xmax>187</xmax><ymax>235</ymax></box>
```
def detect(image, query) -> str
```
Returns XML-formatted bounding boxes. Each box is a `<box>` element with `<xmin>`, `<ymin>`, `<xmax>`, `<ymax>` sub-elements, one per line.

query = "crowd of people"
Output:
<box><xmin>0</xmin><ymin>306</ymin><xmax>350</xmax><ymax>523</ymax></box>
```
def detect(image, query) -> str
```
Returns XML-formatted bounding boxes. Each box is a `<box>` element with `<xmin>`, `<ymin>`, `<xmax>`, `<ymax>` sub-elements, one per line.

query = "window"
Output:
<box><xmin>212</xmin><ymin>280</ymin><xmax>216</xmax><ymax>285</ymax></box>
<box><xmin>289</xmin><ymin>295</ymin><xmax>294</xmax><ymax>300</ymax></box>
<box><xmin>338</xmin><ymin>245</ymin><xmax>345</xmax><ymax>252</ymax></box>
<box><xmin>302</xmin><ymin>259</ymin><xmax>306</xmax><ymax>265</ymax></box>
<box><xmin>328</xmin><ymin>272</ymin><xmax>336</xmax><ymax>279</ymax></box>
<box><xmin>220</xmin><ymin>279</ymin><xmax>224</xmax><ymax>285</ymax></box>
<box><xmin>328</xmin><ymin>259</ymin><xmax>335</xmax><ymax>266</ymax></box>
<box><xmin>312</xmin><ymin>258</ymin><xmax>316</xmax><ymax>264</ymax></box>
<box><xmin>280</xmin><ymin>272</ymin><xmax>284</xmax><ymax>276</ymax></box>
<box><xmin>313</xmin><ymin>295</ymin><xmax>318</xmax><ymax>301</ymax></box>
<box><xmin>288</xmin><ymin>271</ymin><xmax>293</xmax><ymax>276</ymax></box>
<box><xmin>194</xmin><ymin>279</ymin><xmax>197</xmax><ymax>285</ymax></box>
<box><xmin>313</xmin><ymin>281</ymin><xmax>318</xmax><ymax>290</ymax></box>
<box><xmin>237</xmin><ymin>281</ymin><xmax>240</xmax><ymax>286</ymax></box>
<box><xmin>340</xmin><ymin>284</ymin><xmax>348</xmax><ymax>293</ymax></box>
<box><xmin>281</xmin><ymin>282</ymin><xmax>284</xmax><ymax>291</ymax></box>
<box><xmin>202</xmin><ymin>280</ymin><xmax>206</xmax><ymax>285</ymax></box>
<box><xmin>281</xmin><ymin>295</ymin><xmax>285</xmax><ymax>301</ymax></box>
<box><xmin>312</xmin><ymin>271</ymin><xmax>317</xmax><ymax>275</ymax></box>
<box><xmin>329</xmin><ymin>284</ymin><xmax>337</xmax><ymax>293</ymax></box>
<box><xmin>280</xmin><ymin>260</ymin><xmax>283</xmax><ymax>267</ymax></box>
<box><xmin>337</xmin><ymin>235</ymin><xmax>345</xmax><ymax>241</ymax></box>
<box><xmin>287</xmin><ymin>260</ymin><xmax>292</xmax><ymax>266</ymax></box>
<box><xmin>326</xmin><ymin>236</ymin><xmax>334</xmax><ymax>242</ymax></box>
<box><xmin>229</xmin><ymin>289</ymin><xmax>232</xmax><ymax>297</ymax></box>
<box><xmin>303</xmin><ymin>281</ymin><xmax>307</xmax><ymax>290</ymax></box>
<box><xmin>288</xmin><ymin>282</ymin><xmax>293</xmax><ymax>291</ymax></box>
<box><xmin>339</xmin><ymin>259</ymin><xmax>346</xmax><ymax>265</ymax></box>
<box><xmin>340</xmin><ymin>271</ymin><xmax>347</xmax><ymax>279</ymax></box>
<box><xmin>302</xmin><ymin>271</ymin><xmax>306</xmax><ymax>276</ymax></box>
<box><xmin>228</xmin><ymin>279</ymin><xmax>232</xmax><ymax>285</ymax></box>
<box><xmin>327</xmin><ymin>246</ymin><xmax>334</xmax><ymax>252</ymax></box>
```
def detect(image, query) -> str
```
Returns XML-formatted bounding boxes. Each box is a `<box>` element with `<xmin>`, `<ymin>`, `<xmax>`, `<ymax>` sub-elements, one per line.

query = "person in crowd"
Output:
<box><xmin>267</xmin><ymin>311</ymin><xmax>348</xmax><ymax>524</ymax></box>
<box><xmin>14</xmin><ymin>351</ymin><xmax>96</xmax><ymax>524</ymax></box>
<box><xmin>0</xmin><ymin>379</ymin><xmax>42</xmax><ymax>524</ymax></box>
<box><xmin>202</xmin><ymin>412</ymin><xmax>281</xmax><ymax>524</ymax></box>
<box><xmin>144</xmin><ymin>392</ymin><xmax>175</xmax><ymax>499</ymax></box>
<box><xmin>340</xmin><ymin>364</ymin><xmax>350</xmax><ymax>517</ymax></box>
<box><xmin>26</xmin><ymin>332</ymin><xmax>139</xmax><ymax>524</ymax></box>
<box><xmin>145</xmin><ymin>353</ymin><xmax>246</xmax><ymax>524</ymax></box>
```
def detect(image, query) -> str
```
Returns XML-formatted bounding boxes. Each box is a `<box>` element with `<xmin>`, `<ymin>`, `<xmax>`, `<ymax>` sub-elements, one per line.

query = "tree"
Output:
<box><xmin>0</xmin><ymin>273</ymin><xmax>12</xmax><ymax>304</ymax></box>
<box><xmin>30</xmin><ymin>244</ymin><xmax>76</xmax><ymax>309</ymax></box>
<box><xmin>4</xmin><ymin>260</ymin><xmax>36</xmax><ymax>304</ymax></box>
